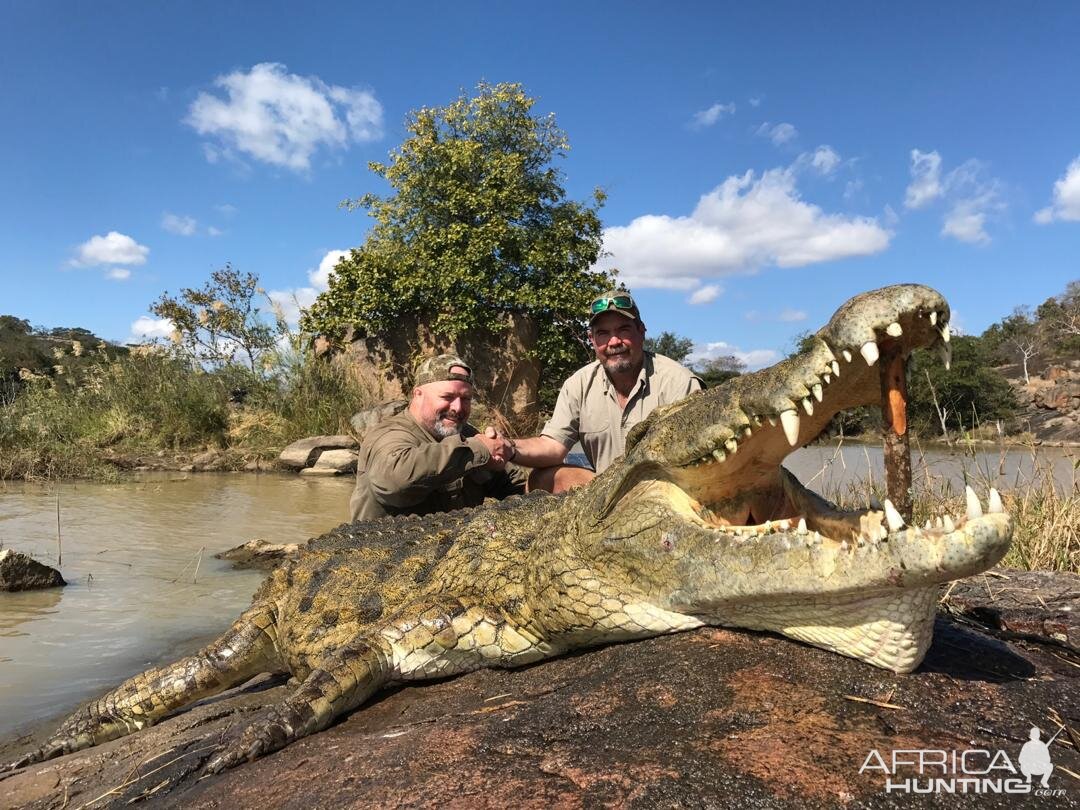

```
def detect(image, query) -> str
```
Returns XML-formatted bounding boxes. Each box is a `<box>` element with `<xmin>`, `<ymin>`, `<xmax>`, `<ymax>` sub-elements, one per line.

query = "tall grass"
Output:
<box><xmin>817</xmin><ymin>439</ymin><xmax>1079</xmax><ymax>574</ymax></box>
<box><xmin>0</xmin><ymin>341</ymin><xmax>375</xmax><ymax>481</ymax></box>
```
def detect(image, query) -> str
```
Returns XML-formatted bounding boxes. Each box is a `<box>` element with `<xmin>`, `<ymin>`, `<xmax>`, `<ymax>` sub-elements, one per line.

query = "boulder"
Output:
<box><xmin>350</xmin><ymin>400</ymin><xmax>408</xmax><ymax>437</ymax></box>
<box><xmin>191</xmin><ymin>449</ymin><xmax>221</xmax><ymax>470</ymax></box>
<box><xmin>214</xmin><ymin>539</ymin><xmax>300</xmax><ymax>570</ymax></box>
<box><xmin>278</xmin><ymin>435</ymin><xmax>358</xmax><ymax>470</ymax></box>
<box><xmin>0</xmin><ymin>549</ymin><xmax>66</xmax><ymax>591</ymax></box>
<box><xmin>307</xmin><ymin>448</ymin><xmax>358</xmax><ymax>474</ymax></box>
<box><xmin>3</xmin><ymin>573</ymin><xmax>1078</xmax><ymax>808</ymax></box>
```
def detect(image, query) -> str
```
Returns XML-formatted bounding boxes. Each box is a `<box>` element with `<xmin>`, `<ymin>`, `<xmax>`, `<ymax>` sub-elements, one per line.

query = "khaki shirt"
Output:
<box><xmin>542</xmin><ymin>352</ymin><xmax>703</xmax><ymax>474</ymax></box>
<box><xmin>349</xmin><ymin>410</ymin><xmax>527</xmax><ymax>522</ymax></box>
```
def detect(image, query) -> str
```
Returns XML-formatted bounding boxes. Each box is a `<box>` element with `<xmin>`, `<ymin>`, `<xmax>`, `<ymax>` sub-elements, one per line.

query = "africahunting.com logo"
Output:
<box><xmin>860</xmin><ymin>725</ymin><xmax>1068</xmax><ymax>796</ymax></box>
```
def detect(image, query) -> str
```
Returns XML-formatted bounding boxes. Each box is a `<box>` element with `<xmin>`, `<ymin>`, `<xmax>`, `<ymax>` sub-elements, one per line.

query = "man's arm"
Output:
<box><xmin>506</xmin><ymin>435</ymin><xmax>570</xmax><ymax>468</ymax></box>
<box><xmin>366</xmin><ymin>426</ymin><xmax>503</xmax><ymax>509</ymax></box>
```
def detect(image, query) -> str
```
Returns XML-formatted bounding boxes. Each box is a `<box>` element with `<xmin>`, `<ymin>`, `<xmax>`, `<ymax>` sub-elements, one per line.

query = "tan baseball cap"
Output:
<box><xmin>414</xmin><ymin>354</ymin><xmax>473</xmax><ymax>387</ymax></box>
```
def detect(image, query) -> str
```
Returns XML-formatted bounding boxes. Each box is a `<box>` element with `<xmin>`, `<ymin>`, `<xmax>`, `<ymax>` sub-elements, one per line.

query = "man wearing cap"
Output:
<box><xmin>507</xmin><ymin>289</ymin><xmax>703</xmax><ymax>493</ymax></box>
<box><xmin>349</xmin><ymin>355</ymin><xmax>527</xmax><ymax>522</ymax></box>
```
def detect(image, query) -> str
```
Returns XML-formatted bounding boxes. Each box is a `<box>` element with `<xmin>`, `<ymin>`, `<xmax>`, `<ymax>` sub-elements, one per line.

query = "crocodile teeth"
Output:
<box><xmin>937</xmin><ymin>341</ymin><xmax>951</xmax><ymax>371</ymax></box>
<box><xmin>712</xmin><ymin>449</ymin><xmax>726</xmax><ymax>463</ymax></box>
<box><xmin>823</xmin><ymin>373</ymin><xmax>831</xmax><ymax>385</ymax></box>
<box><xmin>860</xmin><ymin>341</ymin><xmax>879</xmax><ymax>366</ymax></box>
<box><xmin>812</xmin><ymin>383</ymin><xmax>823</xmax><ymax>402</ymax></box>
<box><xmin>934</xmin><ymin>516</ymin><xmax>943</xmax><ymax>529</ymax></box>
<box><xmin>767</xmin><ymin>415</ymin><xmax>777</xmax><ymax>427</ymax></box>
<box><xmin>812</xmin><ymin>531</ymin><xmax>821</xmax><ymax>545</ymax></box>
<box><xmin>989</xmin><ymin>488</ymin><xmax>1004</xmax><ymax>514</ymax></box>
<box><xmin>930</xmin><ymin>311</ymin><xmax>938</xmax><ymax>326</ymax></box>
<box><xmin>840</xmin><ymin>540</ymin><xmax>849</xmax><ymax>552</ymax></box>
<box><xmin>924</xmin><ymin>520</ymin><xmax>932</xmax><ymax>529</ymax></box>
<box><xmin>883</xmin><ymin>499</ymin><xmax>905</xmax><ymax>531</ymax></box>
<box><xmin>802</xmin><ymin>397</ymin><xmax>814</xmax><ymax>416</ymax></box>
<box><xmin>886</xmin><ymin>321</ymin><xmax>903</xmax><ymax>337</ymax></box>
<box><xmin>943</xmin><ymin>515</ymin><xmax>955</xmax><ymax>532</ymax></box>
<box><xmin>797</xmin><ymin>517</ymin><xmax>808</xmax><ymax>535</ymax></box>
<box><xmin>725</xmin><ymin>438</ymin><xmax>738</xmax><ymax>454</ymax></box>
<box><xmin>965</xmin><ymin>485</ymin><xmax>983</xmax><ymax>520</ymax></box>
<box><xmin>780</xmin><ymin>409</ymin><xmax>801</xmax><ymax>446</ymax></box>
<box><xmin>939</xmin><ymin>324</ymin><xmax>951</xmax><ymax>343</ymax></box>
<box><xmin>831</xmin><ymin>360</ymin><xmax>840</xmax><ymax>376</ymax></box>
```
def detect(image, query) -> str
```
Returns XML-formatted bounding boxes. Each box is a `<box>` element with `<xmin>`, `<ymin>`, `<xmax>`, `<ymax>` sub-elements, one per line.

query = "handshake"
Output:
<box><xmin>478</xmin><ymin>426</ymin><xmax>518</xmax><ymax>469</ymax></box>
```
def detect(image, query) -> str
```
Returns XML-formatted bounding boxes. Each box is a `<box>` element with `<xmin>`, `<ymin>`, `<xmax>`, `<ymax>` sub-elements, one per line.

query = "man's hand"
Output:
<box><xmin>478</xmin><ymin>426</ymin><xmax>514</xmax><ymax>469</ymax></box>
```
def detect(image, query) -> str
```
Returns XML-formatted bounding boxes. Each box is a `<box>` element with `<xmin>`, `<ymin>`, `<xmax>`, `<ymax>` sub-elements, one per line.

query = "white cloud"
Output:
<box><xmin>215</xmin><ymin>203</ymin><xmax>237</xmax><ymax>218</ymax></box>
<box><xmin>904</xmin><ymin>149</ymin><xmax>944</xmax><ymax>209</ymax></box>
<box><xmin>690</xmin><ymin>102</ymin><xmax>736</xmax><ymax>129</ymax></box>
<box><xmin>129</xmin><ymin>316</ymin><xmax>174</xmax><ymax>342</ymax></box>
<box><xmin>688</xmin><ymin>284</ymin><xmax>721</xmax><ymax>305</ymax></box>
<box><xmin>686</xmin><ymin>340</ymin><xmax>779</xmax><ymax>371</ymax></box>
<box><xmin>809</xmin><ymin>146</ymin><xmax>841</xmax><ymax>175</ymax></box>
<box><xmin>748</xmin><ymin>96</ymin><xmax>762</xmax><ymax>107</ymax></box>
<box><xmin>940</xmin><ymin>161</ymin><xmax>1004</xmax><ymax>245</ymax></box>
<box><xmin>105</xmin><ymin>268</ymin><xmax>131</xmax><ymax>281</ymax></box>
<box><xmin>778</xmin><ymin>308</ymin><xmax>807</xmax><ymax>322</ymax></box>
<box><xmin>186</xmin><ymin>62</ymin><xmax>383</xmax><ymax>171</ymax></box>
<box><xmin>72</xmin><ymin>231</ymin><xmax>149</xmax><ymax>267</ymax></box>
<box><xmin>596</xmin><ymin>167</ymin><xmax>891</xmax><ymax>289</ymax></box>
<box><xmin>267</xmin><ymin>249</ymin><xmax>350</xmax><ymax>325</ymax></box>
<box><xmin>756</xmin><ymin>122</ymin><xmax>798</xmax><ymax>146</ymax></box>
<box><xmin>207</xmin><ymin>226</ymin><xmax>224</xmax><ymax>237</ymax></box>
<box><xmin>162</xmin><ymin>212</ymin><xmax>197</xmax><ymax>236</ymax></box>
<box><xmin>1034</xmin><ymin>156</ymin><xmax>1080</xmax><ymax>223</ymax></box>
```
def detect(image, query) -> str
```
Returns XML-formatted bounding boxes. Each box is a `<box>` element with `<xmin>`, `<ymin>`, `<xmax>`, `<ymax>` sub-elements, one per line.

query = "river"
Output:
<box><xmin>0</xmin><ymin>444</ymin><xmax>1075</xmax><ymax>739</ymax></box>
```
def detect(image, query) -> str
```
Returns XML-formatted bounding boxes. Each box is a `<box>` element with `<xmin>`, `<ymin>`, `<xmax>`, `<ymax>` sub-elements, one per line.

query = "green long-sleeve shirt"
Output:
<box><xmin>349</xmin><ymin>409</ymin><xmax>527</xmax><ymax>522</ymax></box>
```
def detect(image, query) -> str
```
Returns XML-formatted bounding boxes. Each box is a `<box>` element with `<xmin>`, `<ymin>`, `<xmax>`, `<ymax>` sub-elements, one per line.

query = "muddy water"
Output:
<box><xmin>0</xmin><ymin>472</ymin><xmax>354</xmax><ymax>738</ymax></box>
<box><xmin>0</xmin><ymin>444</ymin><xmax>1075</xmax><ymax>740</ymax></box>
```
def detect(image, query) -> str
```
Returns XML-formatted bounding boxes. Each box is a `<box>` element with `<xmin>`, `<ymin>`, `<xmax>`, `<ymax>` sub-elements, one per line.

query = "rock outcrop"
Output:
<box><xmin>0</xmin><ymin>549</ymin><xmax>65</xmax><ymax>592</ymax></box>
<box><xmin>1011</xmin><ymin>361</ymin><xmax>1080</xmax><ymax>444</ymax></box>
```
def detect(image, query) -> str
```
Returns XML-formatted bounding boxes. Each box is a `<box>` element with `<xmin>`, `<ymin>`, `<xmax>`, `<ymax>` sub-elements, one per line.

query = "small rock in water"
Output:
<box><xmin>0</xmin><ymin>549</ymin><xmax>66</xmax><ymax>591</ymax></box>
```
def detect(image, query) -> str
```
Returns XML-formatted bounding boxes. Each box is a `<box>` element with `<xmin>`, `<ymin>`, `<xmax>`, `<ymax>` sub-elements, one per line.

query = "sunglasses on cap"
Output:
<box><xmin>589</xmin><ymin>294</ymin><xmax>637</xmax><ymax>315</ymax></box>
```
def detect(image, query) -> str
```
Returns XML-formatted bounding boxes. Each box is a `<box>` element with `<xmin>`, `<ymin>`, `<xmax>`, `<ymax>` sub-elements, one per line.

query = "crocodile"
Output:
<box><xmin>2</xmin><ymin>283</ymin><xmax>1012</xmax><ymax>778</ymax></box>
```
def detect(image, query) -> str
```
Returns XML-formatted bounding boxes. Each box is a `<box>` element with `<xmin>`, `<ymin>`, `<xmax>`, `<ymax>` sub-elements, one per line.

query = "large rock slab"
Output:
<box><xmin>0</xmin><ymin>549</ymin><xmax>65</xmax><ymax>592</ymax></box>
<box><xmin>307</xmin><ymin>448</ymin><xmax>358</xmax><ymax>474</ymax></box>
<box><xmin>2</xmin><ymin>605</ymin><xmax>1077</xmax><ymax>808</ymax></box>
<box><xmin>277</xmin><ymin>435</ymin><xmax>358</xmax><ymax>470</ymax></box>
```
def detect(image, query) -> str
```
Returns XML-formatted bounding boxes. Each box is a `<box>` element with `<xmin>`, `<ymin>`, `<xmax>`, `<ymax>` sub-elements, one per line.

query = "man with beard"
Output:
<box><xmin>349</xmin><ymin>355</ymin><xmax>526</xmax><ymax>522</ymax></box>
<box><xmin>506</xmin><ymin>289</ymin><xmax>703</xmax><ymax>493</ymax></box>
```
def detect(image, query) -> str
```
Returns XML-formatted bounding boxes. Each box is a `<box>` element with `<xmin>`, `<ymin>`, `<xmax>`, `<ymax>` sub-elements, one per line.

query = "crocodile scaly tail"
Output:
<box><xmin>1</xmin><ymin>602</ymin><xmax>281</xmax><ymax>776</ymax></box>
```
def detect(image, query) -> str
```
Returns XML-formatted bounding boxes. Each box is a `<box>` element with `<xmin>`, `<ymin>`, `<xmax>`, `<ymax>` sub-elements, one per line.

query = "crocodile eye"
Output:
<box><xmin>660</xmin><ymin>532</ymin><xmax>676</xmax><ymax>552</ymax></box>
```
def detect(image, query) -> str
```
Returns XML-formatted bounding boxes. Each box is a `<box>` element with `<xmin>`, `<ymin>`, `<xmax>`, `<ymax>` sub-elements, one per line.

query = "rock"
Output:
<box><xmin>192</xmin><ymin>450</ymin><xmax>221</xmax><ymax>470</ymax></box>
<box><xmin>179</xmin><ymin>464</ymin><xmax>194</xmax><ymax>472</ymax></box>
<box><xmin>278</xmin><ymin>435</ymin><xmax>359</xmax><ymax>470</ymax></box>
<box><xmin>214</xmin><ymin>539</ymin><xmax>300</xmax><ymax>570</ymax></box>
<box><xmin>4</xmin><ymin>573</ymin><xmax>1079</xmax><ymax>808</ymax></box>
<box><xmin>1042</xmin><ymin>364</ymin><xmax>1070</xmax><ymax>382</ymax></box>
<box><xmin>308</xmin><ymin>448</ymin><xmax>357</xmax><ymax>474</ymax></box>
<box><xmin>0</xmin><ymin>549</ymin><xmax>66</xmax><ymax>591</ymax></box>
<box><xmin>299</xmin><ymin>467</ymin><xmax>343</xmax><ymax>476</ymax></box>
<box><xmin>349</xmin><ymin>400</ymin><xmax>408</xmax><ymax>436</ymax></box>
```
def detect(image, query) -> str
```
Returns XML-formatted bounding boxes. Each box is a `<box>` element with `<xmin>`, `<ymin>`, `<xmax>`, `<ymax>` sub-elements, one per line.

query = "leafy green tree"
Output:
<box><xmin>908</xmin><ymin>335</ymin><xmax>1017</xmax><ymax>436</ymax></box>
<box><xmin>302</xmin><ymin>82</ymin><xmax>611</xmax><ymax>407</ymax></box>
<box><xmin>151</xmin><ymin>264</ymin><xmax>282</xmax><ymax>374</ymax></box>
<box><xmin>644</xmin><ymin>331</ymin><xmax>694</xmax><ymax>364</ymax></box>
<box><xmin>695</xmin><ymin>355</ymin><xmax>745</xmax><ymax>387</ymax></box>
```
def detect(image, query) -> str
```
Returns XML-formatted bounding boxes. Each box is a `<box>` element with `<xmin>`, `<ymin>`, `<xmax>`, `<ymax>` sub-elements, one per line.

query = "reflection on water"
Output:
<box><xmin>0</xmin><ymin>445</ymin><xmax>1075</xmax><ymax>739</ymax></box>
<box><xmin>0</xmin><ymin>472</ymin><xmax>354</xmax><ymax>738</ymax></box>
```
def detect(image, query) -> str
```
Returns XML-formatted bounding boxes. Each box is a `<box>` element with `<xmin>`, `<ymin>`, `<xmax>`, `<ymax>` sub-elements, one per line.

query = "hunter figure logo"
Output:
<box><xmin>859</xmin><ymin>723</ymin><xmax>1067</xmax><ymax>796</ymax></box>
<box><xmin>1019</xmin><ymin>727</ymin><xmax>1054</xmax><ymax>789</ymax></box>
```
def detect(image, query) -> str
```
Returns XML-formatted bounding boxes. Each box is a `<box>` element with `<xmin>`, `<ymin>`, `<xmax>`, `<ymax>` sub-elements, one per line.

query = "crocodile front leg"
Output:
<box><xmin>206</xmin><ymin>597</ymin><xmax>554</xmax><ymax>773</ymax></box>
<box><xmin>2</xmin><ymin>603</ymin><xmax>281</xmax><ymax>776</ymax></box>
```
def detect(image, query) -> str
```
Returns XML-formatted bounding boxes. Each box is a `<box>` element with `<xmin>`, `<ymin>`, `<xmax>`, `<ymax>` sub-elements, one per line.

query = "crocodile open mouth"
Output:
<box><xmin>656</xmin><ymin>298</ymin><xmax>1005</xmax><ymax>544</ymax></box>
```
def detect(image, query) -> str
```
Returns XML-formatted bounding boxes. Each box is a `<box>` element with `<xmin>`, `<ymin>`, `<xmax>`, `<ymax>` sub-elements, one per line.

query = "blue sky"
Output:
<box><xmin>2</xmin><ymin>2</ymin><xmax>1078</xmax><ymax>369</ymax></box>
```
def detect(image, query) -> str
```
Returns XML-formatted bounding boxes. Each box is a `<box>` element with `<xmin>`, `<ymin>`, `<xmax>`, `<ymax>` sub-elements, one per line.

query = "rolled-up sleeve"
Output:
<box><xmin>540</xmin><ymin>376</ymin><xmax>583</xmax><ymax>450</ymax></box>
